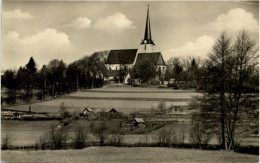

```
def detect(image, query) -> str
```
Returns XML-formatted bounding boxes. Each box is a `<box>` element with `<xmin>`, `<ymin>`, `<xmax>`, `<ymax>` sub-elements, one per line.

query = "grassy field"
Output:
<box><xmin>3</xmin><ymin>87</ymin><xmax>196</xmax><ymax>114</ymax></box>
<box><xmin>2</xmin><ymin>120</ymin><xmax>60</xmax><ymax>146</ymax></box>
<box><xmin>2</xmin><ymin>87</ymin><xmax>258</xmax><ymax>149</ymax></box>
<box><xmin>2</xmin><ymin>147</ymin><xmax>259</xmax><ymax>163</ymax></box>
<box><xmin>70</xmin><ymin>91</ymin><xmax>201</xmax><ymax>98</ymax></box>
<box><xmin>2</xmin><ymin>120</ymin><xmax>258</xmax><ymax>147</ymax></box>
<box><xmin>83</xmin><ymin>86</ymin><xmax>197</xmax><ymax>92</ymax></box>
<box><xmin>3</xmin><ymin>99</ymin><xmax>189</xmax><ymax>114</ymax></box>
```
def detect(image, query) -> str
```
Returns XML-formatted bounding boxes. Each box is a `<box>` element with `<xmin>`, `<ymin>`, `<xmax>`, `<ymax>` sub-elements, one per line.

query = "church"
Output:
<box><xmin>105</xmin><ymin>6</ymin><xmax>166</xmax><ymax>83</ymax></box>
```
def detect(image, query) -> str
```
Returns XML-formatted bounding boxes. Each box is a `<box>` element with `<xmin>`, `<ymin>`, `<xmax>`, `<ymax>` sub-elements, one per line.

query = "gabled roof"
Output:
<box><xmin>135</xmin><ymin>52</ymin><xmax>166</xmax><ymax>66</ymax></box>
<box><xmin>133</xmin><ymin>118</ymin><xmax>145</xmax><ymax>123</ymax></box>
<box><xmin>109</xmin><ymin>108</ymin><xmax>118</xmax><ymax>113</ymax></box>
<box><xmin>106</xmin><ymin>49</ymin><xmax>138</xmax><ymax>64</ymax></box>
<box><xmin>83</xmin><ymin>108</ymin><xmax>93</xmax><ymax>112</ymax></box>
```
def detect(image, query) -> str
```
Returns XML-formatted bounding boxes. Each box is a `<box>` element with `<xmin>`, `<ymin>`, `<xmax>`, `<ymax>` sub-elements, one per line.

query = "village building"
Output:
<box><xmin>109</xmin><ymin>108</ymin><xmax>118</xmax><ymax>114</ymax></box>
<box><xmin>132</xmin><ymin>118</ymin><xmax>145</xmax><ymax>127</ymax></box>
<box><xmin>109</xmin><ymin>108</ymin><xmax>121</xmax><ymax>118</ymax></box>
<box><xmin>82</xmin><ymin>107</ymin><xmax>95</xmax><ymax>119</ymax></box>
<box><xmin>105</xmin><ymin>5</ymin><xmax>166</xmax><ymax>83</ymax></box>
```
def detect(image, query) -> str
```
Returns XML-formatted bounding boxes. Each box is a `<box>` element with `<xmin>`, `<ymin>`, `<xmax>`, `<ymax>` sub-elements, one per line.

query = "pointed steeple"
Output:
<box><xmin>141</xmin><ymin>5</ymin><xmax>155</xmax><ymax>45</ymax></box>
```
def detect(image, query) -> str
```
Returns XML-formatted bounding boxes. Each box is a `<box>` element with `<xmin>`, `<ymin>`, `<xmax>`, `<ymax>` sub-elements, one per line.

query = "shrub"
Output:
<box><xmin>39</xmin><ymin>133</ymin><xmax>49</xmax><ymax>150</ymax></box>
<box><xmin>157</xmin><ymin>101</ymin><xmax>167</xmax><ymax>114</ymax></box>
<box><xmin>73</xmin><ymin>123</ymin><xmax>88</xmax><ymax>149</ymax></box>
<box><xmin>59</xmin><ymin>102</ymin><xmax>71</xmax><ymax>119</ymax></box>
<box><xmin>1</xmin><ymin>135</ymin><xmax>10</xmax><ymax>150</ymax></box>
<box><xmin>157</xmin><ymin>127</ymin><xmax>177</xmax><ymax>147</ymax></box>
<box><xmin>90</xmin><ymin>121</ymin><xmax>109</xmax><ymax>146</ymax></box>
<box><xmin>49</xmin><ymin>123</ymin><xmax>69</xmax><ymax>149</ymax></box>
<box><xmin>190</xmin><ymin>121</ymin><xmax>213</xmax><ymax>149</ymax></box>
<box><xmin>108</xmin><ymin>133</ymin><xmax>124</xmax><ymax>146</ymax></box>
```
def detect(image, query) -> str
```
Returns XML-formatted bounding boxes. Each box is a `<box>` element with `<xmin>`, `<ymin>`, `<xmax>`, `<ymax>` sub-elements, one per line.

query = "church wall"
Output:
<box><xmin>156</xmin><ymin>65</ymin><xmax>167</xmax><ymax>75</ymax></box>
<box><xmin>138</xmin><ymin>44</ymin><xmax>155</xmax><ymax>53</ymax></box>
<box><xmin>106</xmin><ymin>64</ymin><xmax>134</xmax><ymax>71</ymax></box>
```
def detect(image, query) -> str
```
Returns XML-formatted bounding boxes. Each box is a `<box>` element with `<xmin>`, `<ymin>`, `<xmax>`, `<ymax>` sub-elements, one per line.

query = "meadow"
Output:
<box><xmin>69</xmin><ymin>91</ymin><xmax>200</xmax><ymax>99</ymax></box>
<box><xmin>1</xmin><ymin>87</ymin><xmax>258</xmax><ymax>158</ymax></box>
<box><xmin>2</xmin><ymin>147</ymin><xmax>258</xmax><ymax>163</ymax></box>
<box><xmin>3</xmin><ymin>87</ymin><xmax>197</xmax><ymax>114</ymax></box>
<box><xmin>2</xmin><ymin>120</ymin><xmax>258</xmax><ymax>147</ymax></box>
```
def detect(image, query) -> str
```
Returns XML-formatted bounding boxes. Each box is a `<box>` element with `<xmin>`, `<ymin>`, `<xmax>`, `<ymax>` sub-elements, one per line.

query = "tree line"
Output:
<box><xmin>2</xmin><ymin>51</ymin><xmax>108</xmax><ymax>104</ymax></box>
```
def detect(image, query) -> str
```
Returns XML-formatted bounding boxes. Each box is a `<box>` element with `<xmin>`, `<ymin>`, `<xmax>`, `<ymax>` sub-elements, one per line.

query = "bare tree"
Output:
<box><xmin>39</xmin><ymin>133</ymin><xmax>49</xmax><ymax>150</ymax></box>
<box><xmin>157</xmin><ymin>126</ymin><xmax>176</xmax><ymax>146</ymax></box>
<box><xmin>157</xmin><ymin>101</ymin><xmax>167</xmax><ymax>114</ymax></box>
<box><xmin>90</xmin><ymin>121</ymin><xmax>109</xmax><ymax>146</ymax></box>
<box><xmin>59</xmin><ymin>102</ymin><xmax>71</xmax><ymax>119</ymax></box>
<box><xmin>73</xmin><ymin>123</ymin><xmax>88</xmax><ymax>149</ymax></box>
<box><xmin>190</xmin><ymin>113</ymin><xmax>214</xmax><ymax>148</ymax></box>
<box><xmin>192</xmin><ymin>30</ymin><xmax>258</xmax><ymax>150</ymax></box>
<box><xmin>49</xmin><ymin>123</ymin><xmax>69</xmax><ymax>149</ymax></box>
<box><xmin>224</xmin><ymin>30</ymin><xmax>258</xmax><ymax>150</ymax></box>
<box><xmin>1</xmin><ymin>135</ymin><xmax>10</xmax><ymax>150</ymax></box>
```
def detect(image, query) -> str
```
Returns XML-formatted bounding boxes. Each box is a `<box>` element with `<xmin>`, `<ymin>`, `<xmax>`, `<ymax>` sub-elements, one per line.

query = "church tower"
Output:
<box><xmin>139</xmin><ymin>5</ymin><xmax>156</xmax><ymax>53</ymax></box>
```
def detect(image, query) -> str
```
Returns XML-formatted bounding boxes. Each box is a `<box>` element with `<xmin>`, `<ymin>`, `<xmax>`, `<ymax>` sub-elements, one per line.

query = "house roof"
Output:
<box><xmin>133</xmin><ymin>118</ymin><xmax>145</xmax><ymax>123</ymax></box>
<box><xmin>83</xmin><ymin>108</ymin><xmax>93</xmax><ymax>112</ymax></box>
<box><xmin>106</xmin><ymin>49</ymin><xmax>138</xmax><ymax>64</ymax></box>
<box><xmin>135</xmin><ymin>52</ymin><xmax>166</xmax><ymax>66</ymax></box>
<box><xmin>109</xmin><ymin>108</ymin><xmax>118</xmax><ymax>113</ymax></box>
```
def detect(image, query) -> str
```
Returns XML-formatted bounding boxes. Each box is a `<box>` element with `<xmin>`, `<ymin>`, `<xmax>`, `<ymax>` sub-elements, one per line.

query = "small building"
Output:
<box><xmin>132</xmin><ymin>118</ymin><xmax>145</xmax><ymax>127</ymax></box>
<box><xmin>109</xmin><ymin>108</ymin><xmax>118</xmax><ymax>114</ymax></box>
<box><xmin>109</xmin><ymin>108</ymin><xmax>121</xmax><ymax>119</ymax></box>
<box><xmin>82</xmin><ymin>108</ymin><xmax>94</xmax><ymax>118</ymax></box>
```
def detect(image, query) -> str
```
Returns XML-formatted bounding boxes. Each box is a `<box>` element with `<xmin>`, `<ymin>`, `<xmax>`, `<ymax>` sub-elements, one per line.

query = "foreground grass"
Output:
<box><xmin>2</xmin><ymin>120</ymin><xmax>258</xmax><ymax>147</ymax></box>
<box><xmin>2</xmin><ymin>147</ymin><xmax>258</xmax><ymax>163</ymax></box>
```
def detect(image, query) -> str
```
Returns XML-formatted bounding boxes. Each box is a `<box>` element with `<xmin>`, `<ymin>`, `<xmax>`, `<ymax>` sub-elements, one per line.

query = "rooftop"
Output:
<box><xmin>106</xmin><ymin>49</ymin><xmax>138</xmax><ymax>64</ymax></box>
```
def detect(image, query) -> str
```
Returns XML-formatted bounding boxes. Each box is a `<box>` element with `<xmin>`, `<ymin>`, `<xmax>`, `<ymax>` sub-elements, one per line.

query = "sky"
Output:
<box><xmin>1</xmin><ymin>1</ymin><xmax>259</xmax><ymax>70</ymax></box>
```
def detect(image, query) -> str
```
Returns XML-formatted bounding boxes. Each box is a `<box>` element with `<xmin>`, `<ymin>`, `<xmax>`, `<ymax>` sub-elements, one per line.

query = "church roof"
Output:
<box><xmin>135</xmin><ymin>52</ymin><xmax>166</xmax><ymax>66</ymax></box>
<box><xmin>106</xmin><ymin>49</ymin><xmax>138</xmax><ymax>64</ymax></box>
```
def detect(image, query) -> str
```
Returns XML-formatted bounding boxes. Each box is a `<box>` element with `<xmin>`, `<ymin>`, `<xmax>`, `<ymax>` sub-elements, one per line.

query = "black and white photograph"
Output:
<box><xmin>1</xmin><ymin>1</ymin><xmax>259</xmax><ymax>162</ymax></box>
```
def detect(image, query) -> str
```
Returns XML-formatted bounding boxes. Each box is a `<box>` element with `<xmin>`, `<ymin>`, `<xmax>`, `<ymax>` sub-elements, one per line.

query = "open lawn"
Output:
<box><xmin>2</xmin><ymin>87</ymin><xmax>258</xmax><ymax>149</ymax></box>
<box><xmin>2</xmin><ymin>120</ymin><xmax>60</xmax><ymax>146</ymax></box>
<box><xmin>2</xmin><ymin>147</ymin><xmax>258</xmax><ymax>163</ymax></box>
<box><xmin>83</xmin><ymin>86</ymin><xmax>197</xmax><ymax>92</ymax></box>
<box><xmin>3</xmin><ymin>87</ymin><xmax>197</xmax><ymax>114</ymax></box>
<box><xmin>3</xmin><ymin>99</ymin><xmax>189</xmax><ymax>114</ymax></box>
<box><xmin>2</xmin><ymin>120</ymin><xmax>258</xmax><ymax>147</ymax></box>
<box><xmin>1</xmin><ymin>120</ymin><xmax>95</xmax><ymax>146</ymax></box>
<box><xmin>70</xmin><ymin>91</ymin><xmax>201</xmax><ymax>99</ymax></box>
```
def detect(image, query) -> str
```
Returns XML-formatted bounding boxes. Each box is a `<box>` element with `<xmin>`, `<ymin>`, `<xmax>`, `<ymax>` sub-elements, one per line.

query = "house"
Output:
<box><xmin>109</xmin><ymin>108</ymin><xmax>118</xmax><ymax>114</ymax></box>
<box><xmin>105</xmin><ymin>5</ymin><xmax>166</xmax><ymax>83</ymax></box>
<box><xmin>82</xmin><ymin>108</ymin><xmax>94</xmax><ymax>118</ymax></box>
<box><xmin>132</xmin><ymin>118</ymin><xmax>145</xmax><ymax>127</ymax></box>
<box><xmin>109</xmin><ymin>108</ymin><xmax>120</xmax><ymax>118</ymax></box>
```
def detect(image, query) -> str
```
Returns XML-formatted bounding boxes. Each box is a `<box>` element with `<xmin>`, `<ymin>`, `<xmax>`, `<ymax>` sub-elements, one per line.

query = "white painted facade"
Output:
<box><xmin>106</xmin><ymin>64</ymin><xmax>134</xmax><ymax>71</ymax></box>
